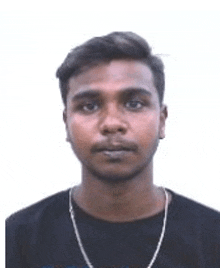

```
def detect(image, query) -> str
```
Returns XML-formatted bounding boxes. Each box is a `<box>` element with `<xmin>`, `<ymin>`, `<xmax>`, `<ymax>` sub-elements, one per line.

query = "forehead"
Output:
<box><xmin>68</xmin><ymin>60</ymin><xmax>156</xmax><ymax>96</ymax></box>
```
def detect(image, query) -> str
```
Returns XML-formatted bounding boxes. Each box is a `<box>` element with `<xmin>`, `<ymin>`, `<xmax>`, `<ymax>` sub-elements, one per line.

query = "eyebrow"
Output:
<box><xmin>71</xmin><ymin>90</ymin><xmax>100</xmax><ymax>102</ymax></box>
<box><xmin>71</xmin><ymin>87</ymin><xmax>152</xmax><ymax>102</ymax></box>
<box><xmin>120</xmin><ymin>87</ymin><xmax>152</xmax><ymax>98</ymax></box>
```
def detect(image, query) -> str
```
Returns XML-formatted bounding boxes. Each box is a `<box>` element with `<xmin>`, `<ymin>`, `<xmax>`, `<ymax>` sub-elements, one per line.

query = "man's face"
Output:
<box><xmin>64</xmin><ymin>60</ymin><xmax>167</xmax><ymax>183</ymax></box>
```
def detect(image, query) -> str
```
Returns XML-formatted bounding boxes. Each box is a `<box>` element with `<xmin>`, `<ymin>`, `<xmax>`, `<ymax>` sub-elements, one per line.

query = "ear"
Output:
<box><xmin>159</xmin><ymin>104</ymin><xmax>168</xmax><ymax>139</ymax></box>
<box><xmin>63</xmin><ymin>109</ymin><xmax>67</xmax><ymax>123</ymax></box>
<box><xmin>63</xmin><ymin>109</ymin><xmax>70</xmax><ymax>142</ymax></box>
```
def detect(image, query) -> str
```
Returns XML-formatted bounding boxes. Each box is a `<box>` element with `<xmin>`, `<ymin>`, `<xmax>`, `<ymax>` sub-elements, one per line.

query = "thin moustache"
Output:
<box><xmin>91</xmin><ymin>140</ymin><xmax>138</xmax><ymax>153</ymax></box>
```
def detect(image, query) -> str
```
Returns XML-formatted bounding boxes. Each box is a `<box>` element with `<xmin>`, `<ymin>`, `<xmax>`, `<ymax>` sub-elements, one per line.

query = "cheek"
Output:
<box><xmin>133</xmin><ymin>114</ymin><xmax>160</xmax><ymax>146</ymax></box>
<box><xmin>67</xmin><ymin>117</ymin><xmax>95</xmax><ymax>152</ymax></box>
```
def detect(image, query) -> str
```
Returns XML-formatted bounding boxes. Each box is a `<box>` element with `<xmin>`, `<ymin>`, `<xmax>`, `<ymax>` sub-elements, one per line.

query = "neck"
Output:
<box><xmin>73</xmin><ymin>166</ymin><xmax>167</xmax><ymax>222</ymax></box>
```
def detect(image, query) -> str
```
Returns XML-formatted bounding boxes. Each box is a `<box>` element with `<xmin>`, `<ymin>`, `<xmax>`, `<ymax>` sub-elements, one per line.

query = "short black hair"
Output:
<box><xmin>56</xmin><ymin>31</ymin><xmax>165</xmax><ymax>106</ymax></box>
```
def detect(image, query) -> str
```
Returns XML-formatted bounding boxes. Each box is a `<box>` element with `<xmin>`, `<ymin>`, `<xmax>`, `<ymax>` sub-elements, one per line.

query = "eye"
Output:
<box><xmin>82</xmin><ymin>102</ymin><xmax>99</xmax><ymax>112</ymax></box>
<box><xmin>125</xmin><ymin>100</ymin><xmax>144</xmax><ymax>110</ymax></box>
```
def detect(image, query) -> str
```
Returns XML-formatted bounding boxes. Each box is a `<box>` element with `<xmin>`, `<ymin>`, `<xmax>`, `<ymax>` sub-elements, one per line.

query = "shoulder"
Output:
<box><xmin>6</xmin><ymin>189</ymin><xmax>70</xmax><ymax>230</ymax></box>
<box><xmin>168</xmin><ymin>189</ymin><xmax>220</xmax><ymax>233</ymax></box>
<box><xmin>169</xmin><ymin>189</ymin><xmax>220</xmax><ymax>216</ymax></box>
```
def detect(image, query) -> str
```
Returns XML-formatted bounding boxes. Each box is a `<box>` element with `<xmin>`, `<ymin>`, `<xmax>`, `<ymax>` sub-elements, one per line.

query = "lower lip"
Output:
<box><xmin>101</xmin><ymin>150</ymin><xmax>131</xmax><ymax>158</ymax></box>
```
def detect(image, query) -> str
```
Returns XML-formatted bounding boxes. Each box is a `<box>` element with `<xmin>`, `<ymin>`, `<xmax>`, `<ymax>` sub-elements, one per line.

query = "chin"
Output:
<box><xmin>87</xmin><ymin>165</ymin><xmax>146</xmax><ymax>184</ymax></box>
<box><xmin>96</xmin><ymin>174</ymin><xmax>135</xmax><ymax>184</ymax></box>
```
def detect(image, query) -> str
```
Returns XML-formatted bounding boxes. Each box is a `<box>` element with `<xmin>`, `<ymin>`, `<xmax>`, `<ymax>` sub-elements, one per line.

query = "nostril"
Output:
<box><xmin>102</xmin><ymin>129</ymin><xmax>109</xmax><ymax>135</ymax></box>
<box><xmin>101</xmin><ymin>126</ymin><xmax>126</xmax><ymax>135</ymax></box>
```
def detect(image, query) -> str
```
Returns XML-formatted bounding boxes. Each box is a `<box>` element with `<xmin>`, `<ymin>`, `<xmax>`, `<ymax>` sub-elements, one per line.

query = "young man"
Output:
<box><xmin>6</xmin><ymin>32</ymin><xmax>220</xmax><ymax>268</ymax></box>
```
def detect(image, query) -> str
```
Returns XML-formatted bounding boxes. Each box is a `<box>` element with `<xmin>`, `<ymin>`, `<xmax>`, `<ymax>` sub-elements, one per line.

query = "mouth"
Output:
<box><xmin>91</xmin><ymin>142</ymin><xmax>137</xmax><ymax>159</ymax></box>
<box><xmin>102</xmin><ymin>150</ymin><xmax>131</xmax><ymax>159</ymax></box>
<box><xmin>96</xmin><ymin>146</ymin><xmax>133</xmax><ymax>152</ymax></box>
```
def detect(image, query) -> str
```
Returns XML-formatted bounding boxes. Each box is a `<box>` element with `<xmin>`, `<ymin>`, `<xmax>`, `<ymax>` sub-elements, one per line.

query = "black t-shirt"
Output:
<box><xmin>6</xmin><ymin>189</ymin><xmax>220</xmax><ymax>268</ymax></box>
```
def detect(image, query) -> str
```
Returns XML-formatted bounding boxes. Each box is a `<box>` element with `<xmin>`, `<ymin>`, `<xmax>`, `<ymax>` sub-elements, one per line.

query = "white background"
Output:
<box><xmin>1</xmin><ymin>1</ymin><xmax>220</xmax><ymax>226</ymax></box>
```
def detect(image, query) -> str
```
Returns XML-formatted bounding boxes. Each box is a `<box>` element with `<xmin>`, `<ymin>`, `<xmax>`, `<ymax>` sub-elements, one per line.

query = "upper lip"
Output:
<box><xmin>91</xmin><ymin>141</ymin><xmax>138</xmax><ymax>153</ymax></box>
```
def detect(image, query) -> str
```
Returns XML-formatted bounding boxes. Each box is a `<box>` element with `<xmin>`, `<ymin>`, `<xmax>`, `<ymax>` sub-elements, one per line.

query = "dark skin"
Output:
<box><xmin>64</xmin><ymin>59</ymin><xmax>170</xmax><ymax>222</ymax></box>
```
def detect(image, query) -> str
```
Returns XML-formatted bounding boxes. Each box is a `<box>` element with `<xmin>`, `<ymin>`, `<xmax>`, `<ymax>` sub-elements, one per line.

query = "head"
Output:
<box><xmin>56</xmin><ymin>31</ymin><xmax>165</xmax><ymax>107</ymax></box>
<box><xmin>56</xmin><ymin>32</ymin><xmax>167</xmax><ymax>184</ymax></box>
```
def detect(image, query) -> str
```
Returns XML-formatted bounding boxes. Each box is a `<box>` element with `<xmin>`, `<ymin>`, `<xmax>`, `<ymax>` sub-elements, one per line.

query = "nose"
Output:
<box><xmin>99</xmin><ymin>105</ymin><xmax>128</xmax><ymax>136</ymax></box>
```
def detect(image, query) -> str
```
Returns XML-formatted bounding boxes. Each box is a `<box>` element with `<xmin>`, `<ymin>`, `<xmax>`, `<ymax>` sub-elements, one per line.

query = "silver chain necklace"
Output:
<box><xmin>69</xmin><ymin>187</ymin><xmax>169</xmax><ymax>268</ymax></box>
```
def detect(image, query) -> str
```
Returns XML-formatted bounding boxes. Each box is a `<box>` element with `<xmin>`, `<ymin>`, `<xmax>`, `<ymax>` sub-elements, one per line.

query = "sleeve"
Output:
<box><xmin>6</xmin><ymin>215</ymin><xmax>28</xmax><ymax>268</ymax></box>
